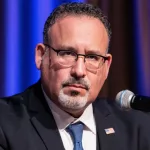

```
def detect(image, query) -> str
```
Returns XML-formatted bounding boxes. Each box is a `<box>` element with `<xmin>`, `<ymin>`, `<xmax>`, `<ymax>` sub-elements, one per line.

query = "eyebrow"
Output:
<box><xmin>85</xmin><ymin>49</ymin><xmax>102</xmax><ymax>55</ymax></box>
<box><xmin>58</xmin><ymin>45</ymin><xmax>79</xmax><ymax>53</ymax></box>
<box><xmin>58</xmin><ymin>45</ymin><xmax>103</xmax><ymax>55</ymax></box>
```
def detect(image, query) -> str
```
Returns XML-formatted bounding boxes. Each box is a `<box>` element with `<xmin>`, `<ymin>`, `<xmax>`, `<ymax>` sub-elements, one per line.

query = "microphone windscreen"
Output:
<box><xmin>115</xmin><ymin>90</ymin><xmax>134</xmax><ymax>110</ymax></box>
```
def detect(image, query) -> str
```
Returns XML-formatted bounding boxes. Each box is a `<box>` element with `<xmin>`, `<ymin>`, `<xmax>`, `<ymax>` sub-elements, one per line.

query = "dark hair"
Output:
<box><xmin>43</xmin><ymin>2</ymin><xmax>111</xmax><ymax>44</ymax></box>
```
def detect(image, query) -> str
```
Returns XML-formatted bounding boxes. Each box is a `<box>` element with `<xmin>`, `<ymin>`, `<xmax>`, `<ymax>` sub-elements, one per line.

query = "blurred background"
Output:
<box><xmin>0</xmin><ymin>0</ymin><xmax>149</xmax><ymax>99</ymax></box>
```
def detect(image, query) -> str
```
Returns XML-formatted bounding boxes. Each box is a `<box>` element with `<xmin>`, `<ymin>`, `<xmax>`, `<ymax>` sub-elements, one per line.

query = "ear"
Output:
<box><xmin>104</xmin><ymin>53</ymin><xmax>112</xmax><ymax>79</ymax></box>
<box><xmin>35</xmin><ymin>43</ymin><xmax>45</xmax><ymax>70</ymax></box>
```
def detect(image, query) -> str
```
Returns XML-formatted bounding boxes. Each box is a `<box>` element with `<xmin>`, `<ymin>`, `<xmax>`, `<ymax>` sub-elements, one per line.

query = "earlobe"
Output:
<box><xmin>107</xmin><ymin>54</ymin><xmax>112</xmax><ymax>67</ymax></box>
<box><xmin>35</xmin><ymin>43</ymin><xmax>45</xmax><ymax>70</ymax></box>
<box><xmin>104</xmin><ymin>54</ymin><xmax>112</xmax><ymax>79</ymax></box>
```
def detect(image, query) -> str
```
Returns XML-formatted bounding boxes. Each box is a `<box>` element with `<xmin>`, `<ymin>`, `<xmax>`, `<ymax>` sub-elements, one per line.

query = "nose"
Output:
<box><xmin>70</xmin><ymin>56</ymin><xmax>87</xmax><ymax>78</ymax></box>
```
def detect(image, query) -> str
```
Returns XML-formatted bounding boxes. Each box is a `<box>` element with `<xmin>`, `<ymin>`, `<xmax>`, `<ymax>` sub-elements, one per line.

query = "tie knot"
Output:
<box><xmin>67</xmin><ymin>122</ymin><xmax>84</xmax><ymax>150</ymax></box>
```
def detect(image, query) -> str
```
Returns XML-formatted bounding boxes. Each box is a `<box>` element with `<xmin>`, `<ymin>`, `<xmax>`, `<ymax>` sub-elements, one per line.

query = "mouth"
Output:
<box><xmin>63</xmin><ymin>84</ymin><xmax>89</xmax><ymax>90</ymax></box>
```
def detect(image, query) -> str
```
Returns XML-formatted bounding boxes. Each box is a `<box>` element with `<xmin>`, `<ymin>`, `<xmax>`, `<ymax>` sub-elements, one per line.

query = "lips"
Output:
<box><xmin>63</xmin><ymin>84</ymin><xmax>88</xmax><ymax>90</ymax></box>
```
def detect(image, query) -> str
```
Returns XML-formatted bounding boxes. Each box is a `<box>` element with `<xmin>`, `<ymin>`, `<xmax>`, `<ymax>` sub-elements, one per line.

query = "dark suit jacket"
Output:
<box><xmin>0</xmin><ymin>81</ymin><xmax>150</xmax><ymax>150</ymax></box>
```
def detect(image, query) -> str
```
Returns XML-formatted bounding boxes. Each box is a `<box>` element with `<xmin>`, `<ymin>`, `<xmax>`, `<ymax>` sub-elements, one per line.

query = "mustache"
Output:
<box><xmin>62</xmin><ymin>77</ymin><xmax>91</xmax><ymax>90</ymax></box>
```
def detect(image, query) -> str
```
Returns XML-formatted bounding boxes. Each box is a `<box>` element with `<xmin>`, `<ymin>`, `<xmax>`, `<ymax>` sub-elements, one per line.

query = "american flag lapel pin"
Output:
<box><xmin>104</xmin><ymin>128</ymin><xmax>115</xmax><ymax>134</ymax></box>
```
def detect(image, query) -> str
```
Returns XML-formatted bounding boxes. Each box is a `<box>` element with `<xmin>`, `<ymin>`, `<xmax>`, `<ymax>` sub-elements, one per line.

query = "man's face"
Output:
<box><xmin>35</xmin><ymin>15</ymin><xmax>112</xmax><ymax>116</ymax></box>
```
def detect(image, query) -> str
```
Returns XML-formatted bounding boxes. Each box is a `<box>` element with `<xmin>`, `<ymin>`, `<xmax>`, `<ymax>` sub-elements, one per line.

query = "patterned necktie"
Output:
<box><xmin>67</xmin><ymin>122</ymin><xmax>84</xmax><ymax>150</ymax></box>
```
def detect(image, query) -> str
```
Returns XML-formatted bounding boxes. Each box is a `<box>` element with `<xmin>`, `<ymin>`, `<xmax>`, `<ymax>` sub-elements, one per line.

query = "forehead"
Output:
<box><xmin>48</xmin><ymin>15</ymin><xmax>109</xmax><ymax>53</ymax></box>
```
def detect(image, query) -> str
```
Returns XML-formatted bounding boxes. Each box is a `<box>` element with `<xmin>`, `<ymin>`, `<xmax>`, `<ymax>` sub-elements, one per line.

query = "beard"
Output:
<box><xmin>58</xmin><ymin>88</ymin><xmax>89</xmax><ymax>111</ymax></box>
<box><xmin>58</xmin><ymin>77</ymin><xmax>91</xmax><ymax>111</ymax></box>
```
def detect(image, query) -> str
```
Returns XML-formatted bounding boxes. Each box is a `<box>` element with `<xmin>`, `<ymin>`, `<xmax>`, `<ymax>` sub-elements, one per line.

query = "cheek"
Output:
<box><xmin>96</xmin><ymin>68</ymin><xmax>107</xmax><ymax>89</ymax></box>
<box><xmin>42</xmin><ymin>57</ymin><xmax>72</xmax><ymax>94</ymax></box>
<box><xmin>88</xmin><ymin>70</ymin><xmax>106</xmax><ymax>100</ymax></box>
<box><xmin>48</xmin><ymin>68</ymin><xmax>71</xmax><ymax>94</ymax></box>
<box><xmin>91</xmin><ymin>76</ymin><xmax>102</xmax><ymax>93</ymax></box>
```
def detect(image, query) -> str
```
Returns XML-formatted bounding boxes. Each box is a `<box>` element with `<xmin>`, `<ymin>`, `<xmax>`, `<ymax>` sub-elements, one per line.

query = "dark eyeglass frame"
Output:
<box><xmin>44</xmin><ymin>43</ymin><xmax>109</xmax><ymax>63</ymax></box>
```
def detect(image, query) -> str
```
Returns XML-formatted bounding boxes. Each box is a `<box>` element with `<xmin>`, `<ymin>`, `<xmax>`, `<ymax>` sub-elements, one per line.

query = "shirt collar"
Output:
<box><xmin>42</xmin><ymin>86</ymin><xmax>96</xmax><ymax>134</ymax></box>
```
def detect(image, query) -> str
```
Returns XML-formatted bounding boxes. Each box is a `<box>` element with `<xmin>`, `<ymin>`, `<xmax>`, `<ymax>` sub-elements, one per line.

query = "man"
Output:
<box><xmin>0</xmin><ymin>2</ymin><xmax>150</xmax><ymax>150</ymax></box>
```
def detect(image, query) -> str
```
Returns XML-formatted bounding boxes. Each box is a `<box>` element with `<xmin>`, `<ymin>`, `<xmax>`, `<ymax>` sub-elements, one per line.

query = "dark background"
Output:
<box><xmin>0</xmin><ymin>0</ymin><xmax>150</xmax><ymax>99</ymax></box>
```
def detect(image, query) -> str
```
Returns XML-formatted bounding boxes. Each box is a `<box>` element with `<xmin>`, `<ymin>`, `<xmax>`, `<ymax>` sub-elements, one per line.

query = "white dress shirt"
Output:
<box><xmin>43</xmin><ymin>89</ymin><xmax>96</xmax><ymax>150</ymax></box>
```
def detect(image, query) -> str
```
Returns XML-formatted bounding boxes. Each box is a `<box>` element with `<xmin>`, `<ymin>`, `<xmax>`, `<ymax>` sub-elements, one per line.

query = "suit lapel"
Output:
<box><xmin>26</xmin><ymin>81</ymin><xmax>65</xmax><ymax>150</ymax></box>
<box><xmin>30</xmin><ymin>112</ymin><xmax>65</xmax><ymax>150</ymax></box>
<box><xmin>93</xmin><ymin>100</ymin><xmax>126</xmax><ymax>150</ymax></box>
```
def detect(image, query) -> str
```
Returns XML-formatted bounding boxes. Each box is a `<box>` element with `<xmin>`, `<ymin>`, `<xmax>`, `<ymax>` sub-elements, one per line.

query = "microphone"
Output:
<box><xmin>115</xmin><ymin>90</ymin><xmax>150</xmax><ymax>112</ymax></box>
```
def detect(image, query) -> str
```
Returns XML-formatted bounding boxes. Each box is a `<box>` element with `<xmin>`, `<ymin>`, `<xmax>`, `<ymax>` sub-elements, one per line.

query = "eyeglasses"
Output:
<box><xmin>44</xmin><ymin>43</ymin><xmax>109</xmax><ymax>71</ymax></box>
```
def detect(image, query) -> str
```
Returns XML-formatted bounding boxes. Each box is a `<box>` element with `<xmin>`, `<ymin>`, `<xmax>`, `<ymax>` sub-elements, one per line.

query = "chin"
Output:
<box><xmin>58</xmin><ymin>89</ymin><xmax>89</xmax><ymax>111</ymax></box>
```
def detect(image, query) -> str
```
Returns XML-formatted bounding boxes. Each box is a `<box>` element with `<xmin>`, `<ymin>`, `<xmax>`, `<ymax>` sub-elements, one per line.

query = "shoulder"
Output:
<box><xmin>0</xmin><ymin>91</ymin><xmax>27</xmax><ymax>148</ymax></box>
<box><xmin>0</xmin><ymin>82</ymin><xmax>38</xmax><ymax>122</ymax></box>
<box><xmin>0</xmin><ymin>82</ymin><xmax>40</xmax><ymax>149</ymax></box>
<box><xmin>0</xmin><ymin>94</ymin><xmax>24</xmax><ymax>117</ymax></box>
<box><xmin>93</xmin><ymin>99</ymin><xmax>150</xmax><ymax>149</ymax></box>
<box><xmin>94</xmin><ymin>98</ymin><xmax>150</xmax><ymax>125</ymax></box>
<box><xmin>0</xmin><ymin>95</ymin><xmax>26</xmax><ymax>128</ymax></box>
